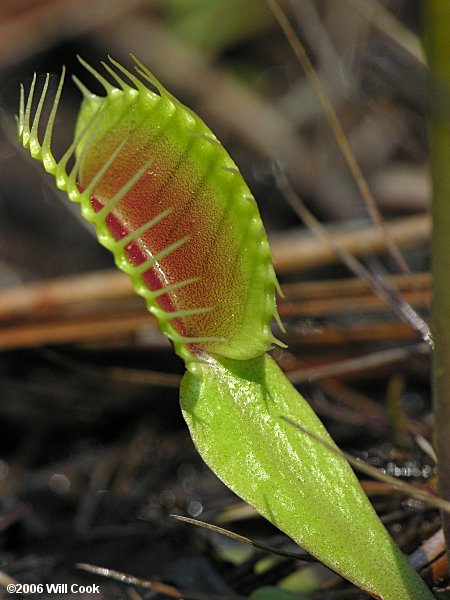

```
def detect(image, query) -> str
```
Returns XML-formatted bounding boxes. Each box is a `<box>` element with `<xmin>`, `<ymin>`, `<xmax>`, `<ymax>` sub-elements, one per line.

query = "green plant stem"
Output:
<box><xmin>426</xmin><ymin>0</ymin><xmax>450</xmax><ymax>570</ymax></box>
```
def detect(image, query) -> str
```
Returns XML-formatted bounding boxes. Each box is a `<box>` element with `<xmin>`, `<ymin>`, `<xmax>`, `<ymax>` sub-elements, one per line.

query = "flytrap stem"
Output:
<box><xmin>426</xmin><ymin>0</ymin><xmax>450</xmax><ymax>571</ymax></box>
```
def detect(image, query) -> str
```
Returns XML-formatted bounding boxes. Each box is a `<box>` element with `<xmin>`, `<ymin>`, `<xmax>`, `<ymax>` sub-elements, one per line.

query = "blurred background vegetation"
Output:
<box><xmin>0</xmin><ymin>1</ymin><xmax>441</xmax><ymax>599</ymax></box>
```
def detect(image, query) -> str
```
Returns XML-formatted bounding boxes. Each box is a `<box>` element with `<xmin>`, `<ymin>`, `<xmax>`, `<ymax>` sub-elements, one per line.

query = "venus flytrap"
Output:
<box><xmin>18</xmin><ymin>56</ymin><xmax>434</xmax><ymax>600</ymax></box>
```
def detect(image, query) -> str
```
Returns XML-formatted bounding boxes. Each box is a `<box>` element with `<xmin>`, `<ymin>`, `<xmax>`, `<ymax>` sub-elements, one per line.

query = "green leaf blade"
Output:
<box><xmin>181</xmin><ymin>354</ymin><xmax>434</xmax><ymax>600</ymax></box>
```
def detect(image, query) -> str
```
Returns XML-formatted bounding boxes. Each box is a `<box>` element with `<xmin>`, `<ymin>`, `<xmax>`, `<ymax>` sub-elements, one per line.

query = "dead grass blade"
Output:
<box><xmin>267</xmin><ymin>0</ymin><xmax>415</xmax><ymax>280</ymax></box>
<box><xmin>272</xmin><ymin>214</ymin><xmax>430</xmax><ymax>273</ymax></box>
<box><xmin>287</xmin><ymin>343</ymin><xmax>428</xmax><ymax>383</ymax></box>
<box><xmin>76</xmin><ymin>563</ymin><xmax>245</xmax><ymax>600</ymax></box>
<box><xmin>171</xmin><ymin>514</ymin><xmax>316</xmax><ymax>562</ymax></box>
<box><xmin>0</xmin><ymin>571</ymin><xmax>22</xmax><ymax>593</ymax></box>
<box><xmin>41</xmin><ymin>349</ymin><xmax>182</xmax><ymax>388</ymax></box>
<box><xmin>346</xmin><ymin>0</ymin><xmax>425</xmax><ymax>65</ymax></box>
<box><xmin>274</xmin><ymin>166</ymin><xmax>433</xmax><ymax>348</ymax></box>
<box><xmin>281</xmin><ymin>416</ymin><xmax>450</xmax><ymax>513</ymax></box>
